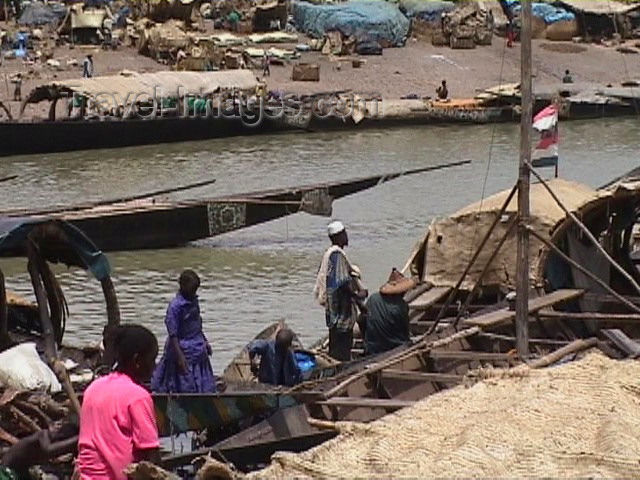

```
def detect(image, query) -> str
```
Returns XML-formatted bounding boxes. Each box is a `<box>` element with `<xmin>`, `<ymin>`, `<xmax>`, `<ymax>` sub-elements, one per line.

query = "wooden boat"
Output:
<box><xmin>0</xmin><ymin>162</ymin><xmax>470</xmax><ymax>252</ymax></box>
<box><xmin>3</xmin><ymin>70</ymin><xmax>290</xmax><ymax>157</ymax></box>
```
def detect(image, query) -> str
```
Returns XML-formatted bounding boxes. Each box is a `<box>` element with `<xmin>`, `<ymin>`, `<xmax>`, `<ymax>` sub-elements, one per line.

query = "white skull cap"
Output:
<box><xmin>327</xmin><ymin>221</ymin><xmax>345</xmax><ymax>237</ymax></box>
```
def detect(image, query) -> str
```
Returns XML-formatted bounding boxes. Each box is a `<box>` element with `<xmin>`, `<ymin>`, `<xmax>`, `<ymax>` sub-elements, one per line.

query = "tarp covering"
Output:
<box><xmin>409</xmin><ymin>179</ymin><xmax>596</xmax><ymax>290</ymax></box>
<box><xmin>407</xmin><ymin>177</ymin><xmax>640</xmax><ymax>292</ymax></box>
<box><xmin>399</xmin><ymin>0</ymin><xmax>455</xmax><ymax>22</ymax></box>
<box><xmin>23</xmin><ymin>70</ymin><xmax>259</xmax><ymax>112</ymax></box>
<box><xmin>292</xmin><ymin>1</ymin><xmax>410</xmax><ymax>47</ymax></box>
<box><xmin>18</xmin><ymin>2</ymin><xmax>68</xmax><ymax>26</ymax></box>
<box><xmin>506</xmin><ymin>1</ymin><xmax>575</xmax><ymax>24</ymax></box>
<box><xmin>0</xmin><ymin>218</ymin><xmax>110</xmax><ymax>280</ymax></box>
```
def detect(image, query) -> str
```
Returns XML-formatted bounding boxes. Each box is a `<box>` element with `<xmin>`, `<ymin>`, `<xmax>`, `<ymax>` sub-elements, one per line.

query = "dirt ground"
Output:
<box><xmin>2</xmin><ymin>25</ymin><xmax>640</xmax><ymax>120</ymax></box>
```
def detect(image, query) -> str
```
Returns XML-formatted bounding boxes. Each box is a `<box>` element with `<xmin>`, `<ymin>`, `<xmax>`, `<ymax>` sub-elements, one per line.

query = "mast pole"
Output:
<box><xmin>516</xmin><ymin>0</ymin><xmax>532</xmax><ymax>359</ymax></box>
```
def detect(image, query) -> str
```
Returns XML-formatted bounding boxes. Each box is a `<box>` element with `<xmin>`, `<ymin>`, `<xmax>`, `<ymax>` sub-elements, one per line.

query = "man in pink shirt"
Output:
<box><xmin>78</xmin><ymin>324</ymin><xmax>161</xmax><ymax>480</ymax></box>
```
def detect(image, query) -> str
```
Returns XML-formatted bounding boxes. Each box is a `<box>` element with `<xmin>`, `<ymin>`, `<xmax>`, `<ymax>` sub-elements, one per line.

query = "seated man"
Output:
<box><xmin>360</xmin><ymin>269</ymin><xmax>416</xmax><ymax>356</ymax></box>
<box><xmin>249</xmin><ymin>328</ymin><xmax>302</xmax><ymax>387</ymax></box>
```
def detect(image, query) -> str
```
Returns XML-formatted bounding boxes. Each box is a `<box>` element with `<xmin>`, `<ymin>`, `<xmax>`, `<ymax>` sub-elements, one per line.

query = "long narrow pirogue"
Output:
<box><xmin>0</xmin><ymin>161</ymin><xmax>470</xmax><ymax>252</ymax></box>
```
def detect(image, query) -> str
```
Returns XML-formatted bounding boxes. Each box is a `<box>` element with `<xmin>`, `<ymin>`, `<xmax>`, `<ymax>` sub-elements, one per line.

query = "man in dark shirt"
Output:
<box><xmin>249</xmin><ymin>328</ymin><xmax>302</xmax><ymax>387</ymax></box>
<box><xmin>361</xmin><ymin>269</ymin><xmax>416</xmax><ymax>356</ymax></box>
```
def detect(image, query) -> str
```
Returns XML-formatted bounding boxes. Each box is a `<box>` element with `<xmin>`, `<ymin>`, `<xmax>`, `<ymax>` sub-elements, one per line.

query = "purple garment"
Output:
<box><xmin>151</xmin><ymin>293</ymin><xmax>217</xmax><ymax>393</ymax></box>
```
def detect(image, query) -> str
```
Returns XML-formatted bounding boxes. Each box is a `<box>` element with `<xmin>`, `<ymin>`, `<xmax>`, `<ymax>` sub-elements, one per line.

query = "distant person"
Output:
<box><xmin>83</xmin><ymin>54</ymin><xmax>94</xmax><ymax>78</ymax></box>
<box><xmin>152</xmin><ymin>270</ymin><xmax>217</xmax><ymax>393</ymax></box>
<box><xmin>1</xmin><ymin>421</ymin><xmax>78</xmax><ymax>479</ymax></box>
<box><xmin>436</xmin><ymin>80</ymin><xmax>449</xmax><ymax>100</ymax></box>
<box><xmin>263</xmin><ymin>51</ymin><xmax>271</xmax><ymax>77</ymax></box>
<box><xmin>507</xmin><ymin>19</ymin><xmax>515</xmax><ymax>48</ymax></box>
<box><xmin>10</xmin><ymin>73</ymin><xmax>22</xmax><ymax>101</ymax></box>
<box><xmin>248</xmin><ymin>328</ymin><xmax>302</xmax><ymax>387</ymax></box>
<box><xmin>78</xmin><ymin>324</ymin><xmax>161</xmax><ymax>480</ymax></box>
<box><xmin>359</xmin><ymin>269</ymin><xmax>415</xmax><ymax>356</ymax></box>
<box><xmin>563</xmin><ymin>69</ymin><xmax>573</xmax><ymax>84</ymax></box>
<box><xmin>313</xmin><ymin>221</ymin><xmax>368</xmax><ymax>361</ymax></box>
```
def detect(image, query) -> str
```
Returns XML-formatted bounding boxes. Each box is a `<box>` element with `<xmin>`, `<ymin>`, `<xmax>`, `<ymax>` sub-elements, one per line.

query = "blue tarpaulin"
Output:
<box><xmin>400</xmin><ymin>0</ymin><xmax>455</xmax><ymax>22</ymax></box>
<box><xmin>292</xmin><ymin>1</ymin><xmax>410</xmax><ymax>47</ymax></box>
<box><xmin>0</xmin><ymin>218</ymin><xmax>111</xmax><ymax>280</ymax></box>
<box><xmin>506</xmin><ymin>1</ymin><xmax>575</xmax><ymax>24</ymax></box>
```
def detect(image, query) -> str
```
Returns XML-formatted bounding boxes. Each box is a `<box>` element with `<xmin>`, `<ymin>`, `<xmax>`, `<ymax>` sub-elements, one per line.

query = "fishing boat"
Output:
<box><xmin>0</xmin><ymin>162</ymin><xmax>470</xmax><ymax>252</ymax></box>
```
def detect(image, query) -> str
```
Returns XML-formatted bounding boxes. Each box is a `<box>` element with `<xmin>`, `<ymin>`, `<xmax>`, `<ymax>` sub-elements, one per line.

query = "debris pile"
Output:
<box><xmin>251</xmin><ymin>353</ymin><xmax>640</xmax><ymax>479</ymax></box>
<box><xmin>432</xmin><ymin>1</ymin><xmax>495</xmax><ymax>49</ymax></box>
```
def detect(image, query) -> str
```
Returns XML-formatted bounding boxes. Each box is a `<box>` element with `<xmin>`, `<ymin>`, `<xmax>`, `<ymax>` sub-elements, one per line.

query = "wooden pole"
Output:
<box><xmin>432</xmin><ymin>183</ymin><xmax>518</xmax><ymax>331</ymax></box>
<box><xmin>527</xmin><ymin>226</ymin><xmax>640</xmax><ymax>315</ymax></box>
<box><xmin>0</xmin><ymin>268</ymin><xmax>9</xmax><ymax>349</ymax></box>
<box><xmin>526</xmin><ymin>160</ymin><xmax>640</xmax><ymax>297</ymax></box>
<box><xmin>516</xmin><ymin>0</ymin><xmax>533</xmax><ymax>360</ymax></box>
<box><xmin>527</xmin><ymin>338</ymin><xmax>597</xmax><ymax>369</ymax></box>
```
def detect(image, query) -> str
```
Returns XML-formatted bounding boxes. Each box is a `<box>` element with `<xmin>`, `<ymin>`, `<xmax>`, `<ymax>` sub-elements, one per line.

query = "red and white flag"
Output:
<box><xmin>532</xmin><ymin>105</ymin><xmax>559</xmax><ymax>170</ymax></box>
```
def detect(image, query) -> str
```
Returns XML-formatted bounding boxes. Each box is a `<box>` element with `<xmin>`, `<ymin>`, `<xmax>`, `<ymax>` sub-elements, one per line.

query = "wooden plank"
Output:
<box><xmin>539</xmin><ymin>311</ymin><xmax>640</xmax><ymax>323</ymax></box>
<box><xmin>380</xmin><ymin>369</ymin><xmax>463</xmax><ymax>384</ymax></box>
<box><xmin>317</xmin><ymin>397</ymin><xmax>416</xmax><ymax>410</ymax></box>
<box><xmin>429</xmin><ymin>351</ymin><xmax>515</xmax><ymax>361</ymax></box>
<box><xmin>600</xmin><ymin>329</ymin><xmax>640</xmax><ymax>358</ymax></box>
<box><xmin>463</xmin><ymin>289</ymin><xmax>584</xmax><ymax>328</ymax></box>
<box><xmin>409</xmin><ymin>287</ymin><xmax>452</xmax><ymax>311</ymax></box>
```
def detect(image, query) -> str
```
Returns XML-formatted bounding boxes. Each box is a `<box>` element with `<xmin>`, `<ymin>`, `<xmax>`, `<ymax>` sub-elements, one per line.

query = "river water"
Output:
<box><xmin>0</xmin><ymin>118</ymin><xmax>638</xmax><ymax>372</ymax></box>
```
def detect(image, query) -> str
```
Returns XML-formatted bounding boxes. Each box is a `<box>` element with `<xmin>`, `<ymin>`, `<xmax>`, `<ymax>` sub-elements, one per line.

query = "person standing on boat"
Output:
<box><xmin>436</xmin><ymin>80</ymin><xmax>448</xmax><ymax>100</ymax></box>
<box><xmin>314</xmin><ymin>221</ymin><xmax>368</xmax><ymax>362</ymax></box>
<box><xmin>77</xmin><ymin>324</ymin><xmax>161</xmax><ymax>480</ymax></box>
<box><xmin>83</xmin><ymin>54</ymin><xmax>94</xmax><ymax>78</ymax></box>
<box><xmin>248</xmin><ymin>328</ymin><xmax>302</xmax><ymax>387</ymax></box>
<box><xmin>562</xmin><ymin>69</ymin><xmax>573</xmax><ymax>84</ymax></box>
<box><xmin>359</xmin><ymin>269</ymin><xmax>415</xmax><ymax>356</ymax></box>
<box><xmin>151</xmin><ymin>270</ymin><xmax>217</xmax><ymax>393</ymax></box>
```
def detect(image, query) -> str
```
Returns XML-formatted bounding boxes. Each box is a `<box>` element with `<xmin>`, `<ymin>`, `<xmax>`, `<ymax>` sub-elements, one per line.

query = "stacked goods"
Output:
<box><xmin>292</xmin><ymin>63</ymin><xmax>320</xmax><ymax>81</ymax></box>
<box><xmin>440</xmin><ymin>1</ymin><xmax>494</xmax><ymax>48</ymax></box>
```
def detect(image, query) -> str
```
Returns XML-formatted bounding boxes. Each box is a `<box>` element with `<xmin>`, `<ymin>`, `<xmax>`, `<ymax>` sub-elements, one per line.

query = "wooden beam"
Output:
<box><xmin>600</xmin><ymin>329</ymin><xmax>640</xmax><ymax>358</ymax></box>
<box><xmin>463</xmin><ymin>289</ymin><xmax>584</xmax><ymax>328</ymax></box>
<box><xmin>316</xmin><ymin>397</ymin><xmax>416</xmax><ymax>411</ymax></box>
<box><xmin>429</xmin><ymin>351</ymin><xmax>515</xmax><ymax>361</ymax></box>
<box><xmin>380</xmin><ymin>369</ymin><xmax>463</xmax><ymax>384</ymax></box>
<box><xmin>538</xmin><ymin>311</ymin><xmax>640</xmax><ymax>322</ymax></box>
<box><xmin>527</xmin><ymin>338</ymin><xmax>598</xmax><ymax>369</ymax></box>
<box><xmin>409</xmin><ymin>287</ymin><xmax>452</xmax><ymax>311</ymax></box>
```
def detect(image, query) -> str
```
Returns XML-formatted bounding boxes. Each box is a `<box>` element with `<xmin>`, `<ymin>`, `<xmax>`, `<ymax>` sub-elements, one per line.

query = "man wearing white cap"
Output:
<box><xmin>313</xmin><ymin>221</ymin><xmax>367</xmax><ymax>361</ymax></box>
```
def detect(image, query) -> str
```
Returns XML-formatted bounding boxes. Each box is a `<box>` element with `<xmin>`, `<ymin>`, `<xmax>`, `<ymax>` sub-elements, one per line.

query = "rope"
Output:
<box><xmin>468</xmin><ymin>27</ymin><xmax>510</xmax><ymax>261</ymax></box>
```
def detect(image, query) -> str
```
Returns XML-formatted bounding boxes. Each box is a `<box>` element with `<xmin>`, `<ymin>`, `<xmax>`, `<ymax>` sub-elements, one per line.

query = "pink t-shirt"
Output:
<box><xmin>78</xmin><ymin>372</ymin><xmax>159</xmax><ymax>480</ymax></box>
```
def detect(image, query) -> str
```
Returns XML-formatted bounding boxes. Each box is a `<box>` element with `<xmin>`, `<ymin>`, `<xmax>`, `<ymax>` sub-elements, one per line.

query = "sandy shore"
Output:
<box><xmin>1</xmin><ymin>28</ymin><xmax>640</xmax><ymax>120</ymax></box>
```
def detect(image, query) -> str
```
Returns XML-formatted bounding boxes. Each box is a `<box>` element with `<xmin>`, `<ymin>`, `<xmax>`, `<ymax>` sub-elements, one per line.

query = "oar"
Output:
<box><xmin>2</xmin><ymin>177</ymin><xmax>218</xmax><ymax>217</ymax></box>
<box><xmin>0</xmin><ymin>175</ymin><xmax>18</xmax><ymax>184</ymax></box>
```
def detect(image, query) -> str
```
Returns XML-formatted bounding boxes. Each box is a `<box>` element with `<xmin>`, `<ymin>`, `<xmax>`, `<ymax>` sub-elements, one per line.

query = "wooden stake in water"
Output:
<box><xmin>516</xmin><ymin>0</ymin><xmax>532</xmax><ymax>359</ymax></box>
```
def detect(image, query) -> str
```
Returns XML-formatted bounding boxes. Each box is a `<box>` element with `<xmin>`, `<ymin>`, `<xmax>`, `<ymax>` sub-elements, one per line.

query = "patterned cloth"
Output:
<box><xmin>151</xmin><ymin>292</ymin><xmax>216</xmax><ymax>393</ymax></box>
<box><xmin>325</xmin><ymin>249</ymin><xmax>358</xmax><ymax>332</ymax></box>
<box><xmin>248</xmin><ymin>340</ymin><xmax>302</xmax><ymax>387</ymax></box>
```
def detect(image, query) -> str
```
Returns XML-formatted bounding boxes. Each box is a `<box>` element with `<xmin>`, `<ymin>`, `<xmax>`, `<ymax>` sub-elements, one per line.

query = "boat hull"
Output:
<box><xmin>0</xmin><ymin>115</ymin><xmax>288</xmax><ymax>157</ymax></box>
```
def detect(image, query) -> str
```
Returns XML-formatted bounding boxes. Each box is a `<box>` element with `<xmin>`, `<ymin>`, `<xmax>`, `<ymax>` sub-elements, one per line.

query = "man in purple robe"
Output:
<box><xmin>151</xmin><ymin>270</ymin><xmax>216</xmax><ymax>393</ymax></box>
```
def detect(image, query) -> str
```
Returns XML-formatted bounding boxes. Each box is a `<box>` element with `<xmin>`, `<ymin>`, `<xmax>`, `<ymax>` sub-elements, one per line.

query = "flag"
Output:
<box><xmin>532</xmin><ymin>105</ymin><xmax>559</xmax><ymax>170</ymax></box>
